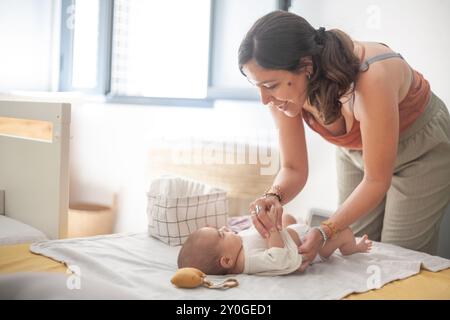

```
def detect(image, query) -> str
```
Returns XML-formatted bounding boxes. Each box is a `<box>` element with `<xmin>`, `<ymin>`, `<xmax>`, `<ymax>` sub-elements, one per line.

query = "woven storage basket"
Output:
<box><xmin>146</xmin><ymin>175</ymin><xmax>228</xmax><ymax>246</ymax></box>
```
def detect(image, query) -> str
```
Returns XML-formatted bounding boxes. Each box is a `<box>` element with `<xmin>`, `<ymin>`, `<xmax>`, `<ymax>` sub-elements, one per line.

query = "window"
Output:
<box><xmin>110</xmin><ymin>0</ymin><xmax>211</xmax><ymax>99</ymax></box>
<box><xmin>59</xmin><ymin>0</ymin><xmax>287</xmax><ymax>105</ymax></box>
<box><xmin>71</xmin><ymin>0</ymin><xmax>100</xmax><ymax>89</ymax></box>
<box><xmin>209</xmin><ymin>0</ymin><xmax>279</xmax><ymax>100</ymax></box>
<box><xmin>59</xmin><ymin>0</ymin><xmax>112</xmax><ymax>93</ymax></box>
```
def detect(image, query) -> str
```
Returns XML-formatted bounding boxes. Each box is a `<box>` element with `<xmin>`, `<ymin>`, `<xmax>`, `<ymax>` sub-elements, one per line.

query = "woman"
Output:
<box><xmin>240</xmin><ymin>10</ymin><xmax>450</xmax><ymax>269</ymax></box>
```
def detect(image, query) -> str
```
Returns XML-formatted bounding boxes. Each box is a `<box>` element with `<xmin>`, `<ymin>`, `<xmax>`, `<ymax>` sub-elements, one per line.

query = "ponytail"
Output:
<box><xmin>308</xmin><ymin>28</ymin><xmax>360</xmax><ymax>124</ymax></box>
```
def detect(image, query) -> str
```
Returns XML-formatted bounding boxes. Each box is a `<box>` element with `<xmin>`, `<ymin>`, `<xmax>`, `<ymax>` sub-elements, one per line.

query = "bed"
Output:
<box><xmin>1</xmin><ymin>232</ymin><xmax>449</xmax><ymax>300</ymax></box>
<box><xmin>0</xmin><ymin>98</ymin><xmax>449</xmax><ymax>300</ymax></box>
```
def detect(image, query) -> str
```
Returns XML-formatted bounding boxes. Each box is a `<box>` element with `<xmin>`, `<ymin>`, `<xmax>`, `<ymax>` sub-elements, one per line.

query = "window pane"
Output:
<box><xmin>110</xmin><ymin>0</ymin><xmax>211</xmax><ymax>98</ymax></box>
<box><xmin>211</xmin><ymin>0</ymin><xmax>278</xmax><ymax>90</ymax></box>
<box><xmin>71</xmin><ymin>0</ymin><xmax>100</xmax><ymax>89</ymax></box>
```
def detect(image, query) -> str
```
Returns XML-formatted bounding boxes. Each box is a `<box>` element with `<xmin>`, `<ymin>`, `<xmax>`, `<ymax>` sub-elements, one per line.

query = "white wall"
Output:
<box><xmin>67</xmin><ymin>98</ymin><xmax>277</xmax><ymax>232</ymax></box>
<box><xmin>0</xmin><ymin>0</ymin><xmax>57</xmax><ymax>91</ymax></box>
<box><xmin>291</xmin><ymin>0</ymin><xmax>450</xmax><ymax>105</ymax></box>
<box><xmin>64</xmin><ymin>97</ymin><xmax>337</xmax><ymax>233</ymax></box>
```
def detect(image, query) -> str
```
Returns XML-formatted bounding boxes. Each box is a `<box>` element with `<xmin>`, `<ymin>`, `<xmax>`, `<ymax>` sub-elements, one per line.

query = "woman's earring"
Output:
<box><xmin>307</xmin><ymin>73</ymin><xmax>311</xmax><ymax>80</ymax></box>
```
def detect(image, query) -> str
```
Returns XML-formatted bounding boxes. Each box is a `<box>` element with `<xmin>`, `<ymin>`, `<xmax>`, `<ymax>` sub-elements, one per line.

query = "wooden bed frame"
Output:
<box><xmin>0</xmin><ymin>99</ymin><xmax>70</xmax><ymax>239</ymax></box>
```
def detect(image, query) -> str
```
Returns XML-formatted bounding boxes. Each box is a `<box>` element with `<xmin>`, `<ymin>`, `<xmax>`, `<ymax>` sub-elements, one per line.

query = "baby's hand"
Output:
<box><xmin>267</xmin><ymin>205</ymin><xmax>278</xmax><ymax>228</ymax></box>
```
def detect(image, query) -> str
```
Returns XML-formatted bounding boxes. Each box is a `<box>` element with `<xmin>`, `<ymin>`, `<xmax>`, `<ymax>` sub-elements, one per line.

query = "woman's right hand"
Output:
<box><xmin>249</xmin><ymin>196</ymin><xmax>283</xmax><ymax>238</ymax></box>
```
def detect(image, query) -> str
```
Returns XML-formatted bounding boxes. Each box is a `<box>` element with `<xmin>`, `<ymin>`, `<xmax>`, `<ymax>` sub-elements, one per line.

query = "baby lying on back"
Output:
<box><xmin>177</xmin><ymin>212</ymin><xmax>372</xmax><ymax>275</ymax></box>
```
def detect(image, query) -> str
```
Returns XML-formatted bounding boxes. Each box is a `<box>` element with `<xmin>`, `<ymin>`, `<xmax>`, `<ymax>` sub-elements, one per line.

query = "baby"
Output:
<box><xmin>177</xmin><ymin>213</ymin><xmax>372</xmax><ymax>276</ymax></box>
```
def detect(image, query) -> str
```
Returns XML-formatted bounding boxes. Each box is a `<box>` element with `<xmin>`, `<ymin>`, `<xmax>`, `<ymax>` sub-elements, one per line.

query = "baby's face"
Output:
<box><xmin>198</xmin><ymin>226</ymin><xmax>242</xmax><ymax>255</ymax></box>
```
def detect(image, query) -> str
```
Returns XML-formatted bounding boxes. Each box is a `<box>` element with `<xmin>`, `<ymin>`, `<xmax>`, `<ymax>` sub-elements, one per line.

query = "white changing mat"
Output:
<box><xmin>30</xmin><ymin>232</ymin><xmax>450</xmax><ymax>300</ymax></box>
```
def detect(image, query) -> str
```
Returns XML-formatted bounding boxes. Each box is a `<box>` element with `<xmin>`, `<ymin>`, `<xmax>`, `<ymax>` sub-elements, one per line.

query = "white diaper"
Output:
<box><xmin>286</xmin><ymin>223</ymin><xmax>327</xmax><ymax>264</ymax></box>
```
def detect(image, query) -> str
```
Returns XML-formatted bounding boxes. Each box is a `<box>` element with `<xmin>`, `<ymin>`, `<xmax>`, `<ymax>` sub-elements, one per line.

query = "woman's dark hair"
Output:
<box><xmin>238</xmin><ymin>10</ymin><xmax>361</xmax><ymax>124</ymax></box>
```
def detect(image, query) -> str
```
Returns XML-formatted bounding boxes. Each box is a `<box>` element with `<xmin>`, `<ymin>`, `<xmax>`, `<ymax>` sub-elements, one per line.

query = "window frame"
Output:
<box><xmin>59</xmin><ymin>0</ymin><xmax>291</xmax><ymax>106</ymax></box>
<box><xmin>59</xmin><ymin>0</ymin><xmax>113</xmax><ymax>95</ymax></box>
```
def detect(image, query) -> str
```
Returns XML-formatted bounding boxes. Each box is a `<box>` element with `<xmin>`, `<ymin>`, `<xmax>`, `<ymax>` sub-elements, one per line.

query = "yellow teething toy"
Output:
<box><xmin>171</xmin><ymin>267</ymin><xmax>239</xmax><ymax>289</ymax></box>
<box><xmin>171</xmin><ymin>267</ymin><xmax>206</xmax><ymax>288</ymax></box>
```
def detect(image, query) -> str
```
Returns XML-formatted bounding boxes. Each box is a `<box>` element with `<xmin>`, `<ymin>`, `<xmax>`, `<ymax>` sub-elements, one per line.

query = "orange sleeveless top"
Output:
<box><xmin>301</xmin><ymin>45</ymin><xmax>431</xmax><ymax>150</ymax></box>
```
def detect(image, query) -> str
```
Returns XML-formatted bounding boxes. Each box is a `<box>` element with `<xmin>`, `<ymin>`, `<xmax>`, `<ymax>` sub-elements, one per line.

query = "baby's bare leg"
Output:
<box><xmin>319</xmin><ymin>228</ymin><xmax>372</xmax><ymax>258</ymax></box>
<box><xmin>282</xmin><ymin>213</ymin><xmax>297</xmax><ymax>228</ymax></box>
<box><xmin>286</xmin><ymin>228</ymin><xmax>302</xmax><ymax>247</ymax></box>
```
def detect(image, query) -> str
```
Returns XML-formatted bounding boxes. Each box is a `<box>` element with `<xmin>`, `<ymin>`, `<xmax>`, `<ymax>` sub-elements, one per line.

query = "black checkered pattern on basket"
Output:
<box><xmin>147</xmin><ymin>191</ymin><xmax>228</xmax><ymax>246</ymax></box>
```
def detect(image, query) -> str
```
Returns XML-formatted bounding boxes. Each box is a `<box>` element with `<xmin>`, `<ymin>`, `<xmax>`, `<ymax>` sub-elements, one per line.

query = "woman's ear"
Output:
<box><xmin>219</xmin><ymin>256</ymin><xmax>234</xmax><ymax>269</ymax></box>
<box><xmin>299</xmin><ymin>56</ymin><xmax>313</xmax><ymax>75</ymax></box>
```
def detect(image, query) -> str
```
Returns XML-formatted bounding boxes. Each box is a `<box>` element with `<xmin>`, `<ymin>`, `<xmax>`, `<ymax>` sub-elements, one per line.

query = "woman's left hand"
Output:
<box><xmin>297</xmin><ymin>228</ymin><xmax>324</xmax><ymax>271</ymax></box>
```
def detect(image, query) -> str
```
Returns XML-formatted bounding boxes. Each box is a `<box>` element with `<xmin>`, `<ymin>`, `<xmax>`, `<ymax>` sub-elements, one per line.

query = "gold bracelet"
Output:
<box><xmin>321</xmin><ymin>220</ymin><xmax>338</xmax><ymax>239</ymax></box>
<box><xmin>320</xmin><ymin>223</ymin><xmax>333</xmax><ymax>239</ymax></box>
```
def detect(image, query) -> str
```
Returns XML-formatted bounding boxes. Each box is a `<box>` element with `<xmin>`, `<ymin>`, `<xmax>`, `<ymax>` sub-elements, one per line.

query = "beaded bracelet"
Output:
<box><xmin>264</xmin><ymin>192</ymin><xmax>281</xmax><ymax>203</ymax></box>
<box><xmin>313</xmin><ymin>226</ymin><xmax>328</xmax><ymax>248</ymax></box>
<box><xmin>264</xmin><ymin>185</ymin><xmax>282</xmax><ymax>203</ymax></box>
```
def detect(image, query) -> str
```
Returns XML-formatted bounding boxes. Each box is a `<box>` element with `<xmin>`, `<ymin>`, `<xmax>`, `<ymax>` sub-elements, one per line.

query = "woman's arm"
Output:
<box><xmin>298</xmin><ymin>63</ymin><xmax>400</xmax><ymax>266</ymax></box>
<box><xmin>271</xmin><ymin>103</ymin><xmax>309</xmax><ymax>204</ymax></box>
<box><xmin>251</xmin><ymin>104</ymin><xmax>309</xmax><ymax>234</ymax></box>
<box><xmin>272</xmin><ymin>167</ymin><xmax>307</xmax><ymax>206</ymax></box>
<box><xmin>326</xmin><ymin>63</ymin><xmax>399</xmax><ymax>232</ymax></box>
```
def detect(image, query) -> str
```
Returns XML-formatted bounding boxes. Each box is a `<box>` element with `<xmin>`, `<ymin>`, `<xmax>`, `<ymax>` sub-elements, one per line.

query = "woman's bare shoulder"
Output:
<box><xmin>354</xmin><ymin>42</ymin><xmax>409</xmax><ymax>120</ymax></box>
<box><xmin>355</xmin><ymin>41</ymin><xmax>411</xmax><ymax>95</ymax></box>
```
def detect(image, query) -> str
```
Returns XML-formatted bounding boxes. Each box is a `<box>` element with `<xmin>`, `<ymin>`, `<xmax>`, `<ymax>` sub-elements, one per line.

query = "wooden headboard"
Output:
<box><xmin>0</xmin><ymin>100</ymin><xmax>71</xmax><ymax>239</ymax></box>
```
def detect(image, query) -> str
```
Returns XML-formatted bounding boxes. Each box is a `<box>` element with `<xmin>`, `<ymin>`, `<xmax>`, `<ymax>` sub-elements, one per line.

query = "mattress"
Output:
<box><xmin>1</xmin><ymin>233</ymin><xmax>449</xmax><ymax>300</ymax></box>
<box><xmin>0</xmin><ymin>216</ymin><xmax>48</xmax><ymax>245</ymax></box>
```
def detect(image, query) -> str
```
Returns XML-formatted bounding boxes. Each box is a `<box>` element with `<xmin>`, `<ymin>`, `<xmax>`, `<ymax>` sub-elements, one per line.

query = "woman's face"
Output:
<box><xmin>242</xmin><ymin>58</ymin><xmax>310</xmax><ymax>117</ymax></box>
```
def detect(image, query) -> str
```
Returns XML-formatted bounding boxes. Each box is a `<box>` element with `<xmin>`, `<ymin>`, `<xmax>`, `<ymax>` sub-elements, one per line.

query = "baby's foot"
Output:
<box><xmin>356</xmin><ymin>234</ymin><xmax>372</xmax><ymax>253</ymax></box>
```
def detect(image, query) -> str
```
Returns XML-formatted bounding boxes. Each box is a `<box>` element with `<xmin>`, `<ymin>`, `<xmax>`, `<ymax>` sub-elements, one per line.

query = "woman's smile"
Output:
<box><xmin>276</xmin><ymin>101</ymin><xmax>288</xmax><ymax>111</ymax></box>
<box><xmin>270</xmin><ymin>100</ymin><xmax>288</xmax><ymax>111</ymax></box>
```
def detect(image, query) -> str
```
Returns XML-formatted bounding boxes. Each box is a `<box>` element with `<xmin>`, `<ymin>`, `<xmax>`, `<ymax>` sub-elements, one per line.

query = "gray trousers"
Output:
<box><xmin>337</xmin><ymin>92</ymin><xmax>450</xmax><ymax>255</ymax></box>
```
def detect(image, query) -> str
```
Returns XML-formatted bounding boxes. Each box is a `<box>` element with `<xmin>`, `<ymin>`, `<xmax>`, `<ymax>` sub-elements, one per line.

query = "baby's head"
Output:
<box><xmin>177</xmin><ymin>226</ymin><xmax>242</xmax><ymax>275</ymax></box>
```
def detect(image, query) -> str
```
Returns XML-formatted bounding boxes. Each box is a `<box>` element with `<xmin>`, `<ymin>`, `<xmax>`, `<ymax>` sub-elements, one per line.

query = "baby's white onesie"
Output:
<box><xmin>241</xmin><ymin>226</ymin><xmax>302</xmax><ymax>275</ymax></box>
